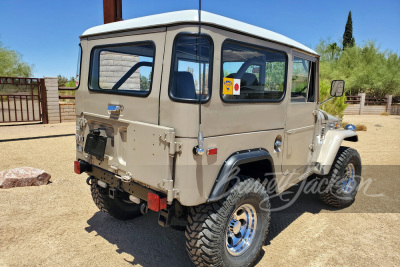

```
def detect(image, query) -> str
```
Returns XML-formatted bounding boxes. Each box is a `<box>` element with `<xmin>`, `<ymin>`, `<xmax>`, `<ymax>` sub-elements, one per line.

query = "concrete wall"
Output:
<box><xmin>44</xmin><ymin>77</ymin><xmax>60</xmax><ymax>123</ymax></box>
<box><xmin>343</xmin><ymin>104</ymin><xmax>361</xmax><ymax>115</ymax></box>
<box><xmin>344</xmin><ymin>93</ymin><xmax>394</xmax><ymax>115</ymax></box>
<box><xmin>60</xmin><ymin>104</ymin><xmax>75</xmax><ymax>122</ymax></box>
<box><xmin>99</xmin><ymin>51</ymin><xmax>140</xmax><ymax>90</ymax></box>
<box><xmin>344</xmin><ymin>104</ymin><xmax>388</xmax><ymax>115</ymax></box>
<box><xmin>363</xmin><ymin>105</ymin><xmax>387</xmax><ymax>115</ymax></box>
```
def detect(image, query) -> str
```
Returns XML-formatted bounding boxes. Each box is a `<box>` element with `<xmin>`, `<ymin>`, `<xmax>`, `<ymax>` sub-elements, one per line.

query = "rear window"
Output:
<box><xmin>169</xmin><ymin>34</ymin><xmax>213</xmax><ymax>103</ymax></box>
<box><xmin>221</xmin><ymin>41</ymin><xmax>287</xmax><ymax>102</ymax></box>
<box><xmin>89</xmin><ymin>42</ymin><xmax>155</xmax><ymax>96</ymax></box>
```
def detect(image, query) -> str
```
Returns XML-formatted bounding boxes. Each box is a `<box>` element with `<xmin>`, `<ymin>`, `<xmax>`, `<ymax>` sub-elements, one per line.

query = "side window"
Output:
<box><xmin>89</xmin><ymin>42</ymin><xmax>154</xmax><ymax>96</ymax></box>
<box><xmin>221</xmin><ymin>41</ymin><xmax>287</xmax><ymax>102</ymax></box>
<box><xmin>169</xmin><ymin>35</ymin><xmax>212</xmax><ymax>102</ymax></box>
<box><xmin>291</xmin><ymin>57</ymin><xmax>315</xmax><ymax>102</ymax></box>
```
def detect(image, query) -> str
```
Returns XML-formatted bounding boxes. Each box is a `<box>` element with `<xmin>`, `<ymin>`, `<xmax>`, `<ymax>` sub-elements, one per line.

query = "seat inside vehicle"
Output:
<box><xmin>171</xmin><ymin>71</ymin><xmax>196</xmax><ymax>99</ymax></box>
<box><xmin>227</xmin><ymin>73</ymin><xmax>259</xmax><ymax>86</ymax></box>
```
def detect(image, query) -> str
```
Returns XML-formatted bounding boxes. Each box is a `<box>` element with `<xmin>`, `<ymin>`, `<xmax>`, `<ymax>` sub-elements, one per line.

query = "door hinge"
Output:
<box><xmin>158</xmin><ymin>179</ymin><xmax>180</xmax><ymax>203</ymax></box>
<box><xmin>160</xmin><ymin>131</ymin><xmax>182</xmax><ymax>155</ymax></box>
<box><xmin>78</xmin><ymin>118</ymin><xmax>87</xmax><ymax>129</ymax></box>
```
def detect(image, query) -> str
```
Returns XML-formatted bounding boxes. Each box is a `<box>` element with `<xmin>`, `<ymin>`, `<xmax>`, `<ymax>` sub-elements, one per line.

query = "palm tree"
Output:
<box><xmin>327</xmin><ymin>42</ymin><xmax>341</xmax><ymax>61</ymax></box>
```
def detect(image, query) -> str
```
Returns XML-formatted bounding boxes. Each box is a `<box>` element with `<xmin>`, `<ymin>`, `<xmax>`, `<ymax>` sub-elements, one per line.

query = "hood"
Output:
<box><xmin>319</xmin><ymin>109</ymin><xmax>341</xmax><ymax>124</ymax></box>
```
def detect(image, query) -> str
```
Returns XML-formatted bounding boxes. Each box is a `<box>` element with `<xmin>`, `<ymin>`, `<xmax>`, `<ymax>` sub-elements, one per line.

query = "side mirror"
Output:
<box><xmin>331</xmin><ymin>80</ymin><xmax>345</xmax><ymax>97</ymax></box>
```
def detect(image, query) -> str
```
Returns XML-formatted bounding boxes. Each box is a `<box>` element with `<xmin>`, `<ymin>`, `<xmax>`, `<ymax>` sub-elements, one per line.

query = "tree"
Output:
<box><xmin>316</xmin><ymin>38</ymin><xmax>342</xmax><ymax>62</ymax></box>
<box><xmin>140</xmin><ymin>75</ymin><xmax>149</xmax><ymax>90</ymax></box>
<box><xmin>317</xmin><ymin>39</ymin><xmax>400</xmax><ymax>98</ymax></box>
<box><xmin>65</xmin><ymin>76</ymin><xmax>76</xmax><ymax>87</ymax></box>
<box><xmin>328</xmin><ymin>42</ymin><xmax>341</xmax><ymax>61</ymax></box>
<box><xmin>343</xmin><ymin>11</ymin><xmax>355</xmax><ymax>49</ymax></box>
<box><xmin>0</xmin><ymin>43</ymin><xmax>33</xmax><ymax>77</ymax></box>
<box><xmin>57</xmin><ymin>75</ymin><xmax>69</xmax><ymax>87</ymax></box>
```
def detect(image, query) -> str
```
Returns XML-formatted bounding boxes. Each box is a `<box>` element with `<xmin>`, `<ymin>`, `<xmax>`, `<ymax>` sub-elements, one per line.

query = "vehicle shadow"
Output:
<box><xmin>85</xmin><ymin>211</ymin><xmax>194</xmax><ymax>267</ymax></box>
<box><xmin>266</xmin><ymin>180</ymin><xmax>337</xmax><ymax>243</ymax></box>
<box><xmin>85</xmin><ymin>181</ymin><xmax>333</xmax><ymax>267</ymax></box>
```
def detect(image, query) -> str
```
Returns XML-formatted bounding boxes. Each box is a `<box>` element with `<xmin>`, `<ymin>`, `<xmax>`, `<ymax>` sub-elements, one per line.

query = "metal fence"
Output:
<box><xmin>345</xmin><ymin>95</ymin><xmax>389</xmax><ymax>105</ymax></box>
<box><xmin>0</xmin><ymin>77</ymin><xmax>48</xmax><ymax>123</ymax></box>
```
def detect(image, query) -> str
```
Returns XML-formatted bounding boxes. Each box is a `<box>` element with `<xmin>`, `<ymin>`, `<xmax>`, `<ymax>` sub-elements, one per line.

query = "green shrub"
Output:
<box><xmin>320</xmin><ymin>80</ymin><xmax>348</xmax><ymax>118</ymax></box>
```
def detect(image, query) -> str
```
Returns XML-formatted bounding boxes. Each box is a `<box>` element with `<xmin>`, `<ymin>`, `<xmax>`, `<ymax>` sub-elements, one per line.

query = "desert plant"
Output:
<box><xmin>355</xmin><ymin>124</ymin><xmax>367</xmax><ymax>131</ymax></box>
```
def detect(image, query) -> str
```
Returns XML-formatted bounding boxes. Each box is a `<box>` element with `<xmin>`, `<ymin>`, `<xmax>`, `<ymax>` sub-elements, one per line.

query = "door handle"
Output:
<box><xmin>275</xmin><ymin>140</ymin><xmax>282</xmax><ymax>149</ymax></box>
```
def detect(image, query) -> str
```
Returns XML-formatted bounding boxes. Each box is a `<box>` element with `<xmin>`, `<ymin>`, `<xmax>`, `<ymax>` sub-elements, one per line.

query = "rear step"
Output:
<box><xmin>109</xmin><ymin>188</ymin><xmax>117</xmax><ymax>199</ymax></box>
<box><xmin>158</xmin><ymin>208</ymin><xmax>173</xmax><ymax>227</ymax></box>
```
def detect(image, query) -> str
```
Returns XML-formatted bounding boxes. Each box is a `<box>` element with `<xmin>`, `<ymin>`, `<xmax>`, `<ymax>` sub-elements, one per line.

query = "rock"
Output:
<box><xmin>0</xmin><ymin>167</ymin><xmax>51</xmax><ymax>189</ymax></box>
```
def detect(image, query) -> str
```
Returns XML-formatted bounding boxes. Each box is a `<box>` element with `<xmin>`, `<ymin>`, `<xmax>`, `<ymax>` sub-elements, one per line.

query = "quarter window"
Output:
<box><xmin>221</xmin><ymin>41</ymin><xmax>287</xmax><ymax>102</ymax></box>
<box><xmin>89</xmin><ymin>42</ymin><xmax>154</xmax><ymax>96</ymax></box>
<box><xmin>169</xmin><ymin>35</ymin><xmax>213</xmax><ymax>102</ymax></box>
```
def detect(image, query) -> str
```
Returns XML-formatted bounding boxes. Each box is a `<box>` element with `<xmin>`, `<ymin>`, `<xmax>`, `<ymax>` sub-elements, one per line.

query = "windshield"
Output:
<box><xmin>75</xmin><ymin>45</ymin><xmax>82</xmax><ymax>88</ymax></box>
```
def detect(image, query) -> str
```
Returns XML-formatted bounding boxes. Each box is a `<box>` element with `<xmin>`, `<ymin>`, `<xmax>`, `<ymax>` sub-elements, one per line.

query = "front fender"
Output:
<box><xmin>314</xmin><ymin>129</ymin><xmax>358</xmax><ymax>175</ymax></box>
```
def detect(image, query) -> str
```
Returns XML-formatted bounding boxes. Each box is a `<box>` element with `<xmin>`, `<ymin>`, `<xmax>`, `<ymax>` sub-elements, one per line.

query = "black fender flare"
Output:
<box><xmin>207</xmin><ymin>148</ymin><xmax>274</xmax><ymax>202</ymax></box>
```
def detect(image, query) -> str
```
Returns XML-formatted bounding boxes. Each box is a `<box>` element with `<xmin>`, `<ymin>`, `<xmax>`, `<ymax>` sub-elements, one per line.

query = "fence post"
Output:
<box><xmin>39</xmin><ymin>79</ymin><xmax>48</xmax><ymax>124</ymax></box>
<box><xmin>44</xmin><ymin>77</ymin><xmax>60</xmax><ymax>123</ymax></box>
<box><xmin>386</xmin><ymin>95</ymin><xmax>392</xmax><ymax>114</ymax></box>
<box><xmin>358</xmin><ymin>93</ymin><xmax>366</xmax><ymax>115</ymax></box>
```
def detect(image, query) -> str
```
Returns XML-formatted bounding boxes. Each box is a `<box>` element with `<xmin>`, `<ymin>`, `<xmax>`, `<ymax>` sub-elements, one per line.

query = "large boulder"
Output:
<box><xmin>0</xmin><ymin>167</ymin><xmax>51</xmax><ymax>189</ymax></box>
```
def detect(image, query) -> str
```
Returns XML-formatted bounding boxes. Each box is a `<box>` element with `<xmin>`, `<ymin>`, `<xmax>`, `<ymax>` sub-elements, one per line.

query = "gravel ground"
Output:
<box><xmin>0</xmin><ymin>116</ymin><xmax>399</xmax><ymax>266</ymax></box>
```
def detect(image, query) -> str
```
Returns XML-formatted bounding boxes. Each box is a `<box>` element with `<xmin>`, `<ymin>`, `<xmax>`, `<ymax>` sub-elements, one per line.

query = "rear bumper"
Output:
<box><xmin>86</xmin><ymin>163</ymin><xmax>162</xmax><ymax>201</ymax></box>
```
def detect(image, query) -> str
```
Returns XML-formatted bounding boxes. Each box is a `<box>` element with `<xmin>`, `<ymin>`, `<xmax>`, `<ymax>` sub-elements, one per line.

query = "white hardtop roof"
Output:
<box><xmin>82</xmin><ymin>10</ymin><xmax>317</xmax><ymax>55</ymax></box>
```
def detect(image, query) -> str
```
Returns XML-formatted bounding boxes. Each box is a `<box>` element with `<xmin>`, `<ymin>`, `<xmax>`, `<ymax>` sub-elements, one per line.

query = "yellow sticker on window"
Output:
<box><xmin>223</xmin><ymin>77</ymin><xmax>233</xmax><ymax>95</ymax></box>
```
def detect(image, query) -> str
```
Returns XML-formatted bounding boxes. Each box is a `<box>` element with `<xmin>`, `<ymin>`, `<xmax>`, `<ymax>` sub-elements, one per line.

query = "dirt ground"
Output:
<box><xmin>0</xmin><ymin>115</ymin><xmax>399</xmax><ymax>267</ymax></box>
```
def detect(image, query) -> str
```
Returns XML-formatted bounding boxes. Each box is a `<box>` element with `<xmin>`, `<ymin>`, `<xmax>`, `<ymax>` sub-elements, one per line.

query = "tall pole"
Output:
<box><xmin>103</xmin><ymin>0</ymin><xmax>123</xmax><ymax>24</ymax></box>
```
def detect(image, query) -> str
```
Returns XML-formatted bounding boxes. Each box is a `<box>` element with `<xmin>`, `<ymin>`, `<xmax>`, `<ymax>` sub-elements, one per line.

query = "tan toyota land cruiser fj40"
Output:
<box><xmin>74</xmin><ymin>10</ymin><xmax>361</xmax><ymax>266</ymax></box>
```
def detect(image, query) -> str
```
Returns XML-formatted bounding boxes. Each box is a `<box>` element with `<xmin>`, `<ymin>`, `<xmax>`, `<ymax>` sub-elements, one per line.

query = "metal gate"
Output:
<box><xmin>0</xmin><ymin>77</ymin><xmax>48</xmax><ymax>124</ymax></box>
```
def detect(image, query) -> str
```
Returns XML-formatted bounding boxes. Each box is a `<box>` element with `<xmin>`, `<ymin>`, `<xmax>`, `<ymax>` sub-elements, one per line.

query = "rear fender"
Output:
<box><xmin>207</xmin><ymin>148</ymin><xmax>274</xmax><ymax>202</ymax></box>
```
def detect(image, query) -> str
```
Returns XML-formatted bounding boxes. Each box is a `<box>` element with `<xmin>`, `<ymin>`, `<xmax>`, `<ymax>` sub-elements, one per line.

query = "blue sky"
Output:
<box><xmin>0</xmin><ymin>0</ymin><xmax>399</xmax><ymax>78</ymax></box>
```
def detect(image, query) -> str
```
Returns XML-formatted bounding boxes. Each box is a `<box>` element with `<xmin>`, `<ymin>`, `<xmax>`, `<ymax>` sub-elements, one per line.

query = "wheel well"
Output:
<box><xmin>344</xmin><ymin>135</ymin><xmax>358</xmax><ymax>142</ymax></box>
<box><xmin>236</xmin><ymin>159</ymin><xmax>275</xmax><ymax>185</ymax></box>
<box><xmin>208</xmin><ymin>148</ymin><xmax>276</xmax><ymax>202</ymax></box>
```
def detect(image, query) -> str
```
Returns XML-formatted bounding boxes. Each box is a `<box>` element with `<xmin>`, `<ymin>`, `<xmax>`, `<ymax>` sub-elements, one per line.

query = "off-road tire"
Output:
<box><xmin>318</xmin><ymin>146</ymin><xmax>361</xmax><ymax>208</ymax></box>
<box><xmin>185</xmin><ymin>178</ymin><xmax>270</xmax><ymax>267</ymax></box>
<box><xmin>90</xmin><ymin>179</ymin><xmax>142</xmax><ymax>220</ymax></box>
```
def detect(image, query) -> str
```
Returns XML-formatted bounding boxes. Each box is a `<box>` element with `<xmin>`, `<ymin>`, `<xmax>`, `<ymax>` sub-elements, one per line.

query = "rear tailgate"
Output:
<box><xmin>76</xmin><ymin>30</ymin><xmax>171</xmax><ymax>190</ymax></box>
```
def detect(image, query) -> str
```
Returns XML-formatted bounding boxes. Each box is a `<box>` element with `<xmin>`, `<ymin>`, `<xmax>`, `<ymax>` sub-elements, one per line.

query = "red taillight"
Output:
<box><xmin>74</xmin><ymin>161</ymin><xmax>82</xmax><ymax>174</ymax></box>
<box><xmin>207</xmin><ymin>148</ymin><xmax>218</xmax><ymax>155</ymax></box>
<box><xmin>147</xmin><ymin>193</ymin><xmax>167</xmax><ymax>212</ymax></box>
<box><xmin>160</xmin><ymin>197</ymin><xmax>167</xmax><ymax>210</ymax></box>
